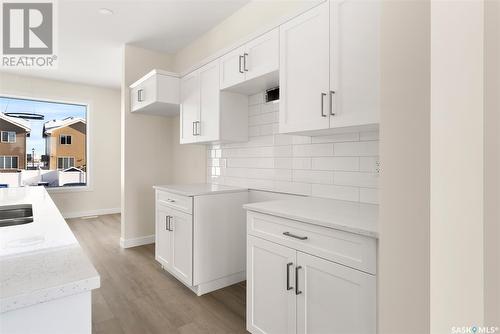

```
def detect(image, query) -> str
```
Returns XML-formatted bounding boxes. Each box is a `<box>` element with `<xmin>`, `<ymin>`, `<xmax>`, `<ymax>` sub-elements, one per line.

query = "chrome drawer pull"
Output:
<box><xmin>167</xmin><ymin>199</ymin><xmax>176</xmax><ymax>203</ymax></box>
<box><xmin>295</xmin><ymin>266</ymin><xmax>302</xmax><ymax>295</ymax></box>
<box><xmin>283</xmin><ymin>231</ymin><xmax>308</xmax><ymax>240</ymax></box>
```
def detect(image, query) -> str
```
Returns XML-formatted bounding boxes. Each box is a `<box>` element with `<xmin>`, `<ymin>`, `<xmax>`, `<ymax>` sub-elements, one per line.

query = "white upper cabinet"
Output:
<box><xmin>130</xmin><ymin>70</ymin><xmax>180</xmax><ymax>116</ymax></box>
<box><xmin>330</xmin><ymin>0</ymin><xmax>380</xmax><ymax>129</ymax></box>
<box><xmin>220</xmin><ymin>46</ymin><xmax>246</xmax><ymax>90</ymax></box>
<box><xmin>180</xmin><ymin>60</ymin><xmax>248</xmax><ymax>144</ymax></box>
<box><xmin>279</xmin><ymin>2</ymin><xmax>330</xmax><ymax>134</ymax></box>
<box><xmin>279</xmin><ymin>0</ymin><xmax>380</xmax><ymax>135</ymax></box>
<box><xmin>220</xmin><ymin>28</ymin><xmax>279</xmax><ymax>94</ymax></box>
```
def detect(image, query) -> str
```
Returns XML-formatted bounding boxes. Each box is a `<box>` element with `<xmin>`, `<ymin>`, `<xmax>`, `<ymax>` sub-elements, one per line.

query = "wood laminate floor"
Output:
<box><xmin>67</xmin><ymin>214</ymin><xmax>247</xmax><ymax>334</ymax></box>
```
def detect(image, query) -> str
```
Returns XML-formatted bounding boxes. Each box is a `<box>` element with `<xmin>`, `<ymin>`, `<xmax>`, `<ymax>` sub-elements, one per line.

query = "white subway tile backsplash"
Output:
<box><xmin>249</xmin><ymin>92</ymin><xmax>264</xmax><ymax>105</ymax></box>
<box><xmin>311</xmin><ymin>157</ymin><xmax>359</xmax><ymax>171</ymax></box>
<box><xmin>334</xmin><ymin>171</ymin><xmax>379</xmax><ymax>188</ymax></box>
<box><xmin>359</xmin><ymin>157</ymin><xmax>379</xmax><ymax>173</ymax></box>
<box><xmin>293</xmin><ymin>143</ymin><xmax>334</xmax><ymax>157</ymax></box>
<box><xmin>293</xmin><ymin>170</ymin><xmax>334</xmax><ymax>184</ymax></box>
<box><xmin>312</xmin><ymin>132</ymin><xmax>359</xmax><ymax>143</ymax></box>
<box><xmin>360</xmin><ymin>188</ymin><xmax>379</xmax><ymax>204</ymax></box>
<box><xmin>208</xmin><ymin>91</ymin><xmax>379</xmax><ymax>204</ymax></box>
<box><xmin>292</xmin><ymin>157</ymin><xmax>312</xmax><ymax>170</ymax></box>
<box><xmin>311</xmin><ymin>184</ymin><xmax>360</xmax><ymax>202</ymax></box>
<box><xmin>334</xmin><ymin>141</ymin><xmax>379</xmax><ymax>156</ymax></box>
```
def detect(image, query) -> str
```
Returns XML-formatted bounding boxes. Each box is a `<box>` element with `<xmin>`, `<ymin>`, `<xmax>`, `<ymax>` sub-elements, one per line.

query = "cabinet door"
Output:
<box><xmin>296</xmin><ymin>252</ymin><xmax>376</xmax><ymax>334</ymax></box>
<box><xmin>197</xmin><ymin>61</ymin><xmax>220</xmax><ymax>143</ymax></box>
<box><xmin>279</xmin><ymin>2</ymin><xmax>330</xmax><ymax>134</ymax></box>
<box><xmin>330</xmin><ymin>0</ymin><xmax>380</xmax><ymax>128</ymax></box>
<box><xmin>244</xmin><ymin>28</ymin><xmax>279</xmax><ymax>81</ymax></box>
<box><xmin>247</xmin><ymin>236</ymin><xmax>296</xmax><ymax>334</ymax></box>
<box><xmin>155</xmin><ymin>205</ymin><xmax>172</xmax><ymax>268</ymax></box>
<box><xmin>168</xmin><ymin>208</ymin><xmax>193</xmax><ymax>286</ymax></box>
<box><xmin>220</xmin><ymin>46</ymin><xmax>246</xmax><ymax>90</ymax></box>
<box><xmin>180</xmin><ymin>73</ymin><xmax>200</xmax><ymax>144</ymax></box>
<box><xmin>130</xmin><ymin>75</ymin><xmax>157</xmax><ymax>112</ymax></box>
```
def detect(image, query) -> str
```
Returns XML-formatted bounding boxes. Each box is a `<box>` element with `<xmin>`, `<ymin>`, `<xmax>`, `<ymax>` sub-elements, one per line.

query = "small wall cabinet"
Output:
<box><xmin>180</xmin><ymin>60</ymin><xmax>248</xmax><ymax>144</ymax></box>
<box><xmin>279</xmin><ymin>0</ymin><xmax>380</xmax><ymax>135</ymax></box>
<box><xmin>130</xmin><ymin>70</ymin><xmax>180</xmax><ymax>116</ymax></box>
<box><xmin>220</xmin><ymin>28</ymin><xmax>279</xmax><ymax>94</ymax></box>
<box><xmin>155</xmin><ymin>188</ymin><xmax>248</xmax><ymax>295</ymax></box>
<box><xmin>246</xmin><ymin>211</ymin><xmax>377</xmax><ymax>334</ymax></box>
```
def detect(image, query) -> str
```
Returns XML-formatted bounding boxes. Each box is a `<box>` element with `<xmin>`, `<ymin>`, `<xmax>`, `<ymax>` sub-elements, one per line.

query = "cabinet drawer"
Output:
<box><xmin>156</xmin><ymin>190</ymin><xmax>192</xmax><ymax>214</ymax></box>
<box><xmin>247</xmin><ymin>211</ymin><xmax>376</xmax><ymax>274</ymax></box>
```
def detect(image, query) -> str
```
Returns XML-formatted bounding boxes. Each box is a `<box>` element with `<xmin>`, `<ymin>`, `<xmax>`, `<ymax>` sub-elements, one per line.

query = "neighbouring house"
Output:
<box><xmin>43</xmin><ymin>117</ymin><xmax>86</xmax><ymax>171</ymax></box>
<box><xmin>0</xmin><ymin>112</ymin><xmax>31</xmax><ymax>172</ymax></box>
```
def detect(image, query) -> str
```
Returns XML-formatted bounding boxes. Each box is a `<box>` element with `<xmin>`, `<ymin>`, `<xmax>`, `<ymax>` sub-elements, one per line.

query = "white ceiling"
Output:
<box><xmin>1</xmin><ymin>0</ymin><xmax>249</xmax><ymax>88</ymax></box>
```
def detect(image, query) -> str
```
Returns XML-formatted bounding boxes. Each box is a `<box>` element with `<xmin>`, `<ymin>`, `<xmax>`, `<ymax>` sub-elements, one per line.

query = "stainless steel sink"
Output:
<box><xmin>0</xmin><ymin>204</ymin><xmax>33</xmax><ymax>227</ymax></box>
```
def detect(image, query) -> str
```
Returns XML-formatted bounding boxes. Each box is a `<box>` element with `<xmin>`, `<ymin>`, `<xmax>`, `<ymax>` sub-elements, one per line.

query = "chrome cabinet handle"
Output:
<box><xmin>283</xmin><ymin>231</ymin><xmax>308</xmax><ymax>240</ymax></box>
<box><xmin>321</xmin><ymin>92</ymin><xmax>327</xmax><ymax>117</ymax></box>
<box><xmin>329</xmin><ymin>90</ymin><xmax>335</xmax><ymax>116</ymax></box>
<box><xmin>169</xmin><ymin>217</ymin><xmax>174</xmax><ymax>231</ymax></box>
<box><xmin>238</xmin><ymin>55</ymin><xmax>244</xmax><ymax>73</ymax></box>
<box><xmin>196</xmin><ymin>121</ymin><xmax>201</xmax><ymax>136</ymax></box>
<box><xmin>192</xmin><ymin>121</ymin><xmax>196</xmax><ymax>136</ymax></box>
<box><xmin>165</xmin><ymin>215</ymin><xmax>169</xmax><ymax>231</ymax></box>
<box><xmin>295</xmin><ymin>266</ymin><xmax>302</xmax><ymax>295</ymax></box>
<box><xmin>243</xmin><ymin>53</ymin><xmax>249</xmax><ymax>72</ymax></box>
<box><xmin>286</xmin><ymin>262</ymin><xmax>294</xmax><ymax>291</ymax></box>
<box><xmin>137</xmin><ymin>89</ymin><xmax>144</xmax><ymax>102</ymax></box>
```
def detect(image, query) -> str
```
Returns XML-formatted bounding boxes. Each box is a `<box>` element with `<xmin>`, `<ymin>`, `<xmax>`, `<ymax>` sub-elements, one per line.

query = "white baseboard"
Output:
<box><xmin>120</xmin><ymin>235</ymin><xmax>155</xmax><ymax>249</ymax></box>
<box><xmin>63</xmin><ymin>207</ymin><xmax>121</xmax><ymax>219</ymax></box>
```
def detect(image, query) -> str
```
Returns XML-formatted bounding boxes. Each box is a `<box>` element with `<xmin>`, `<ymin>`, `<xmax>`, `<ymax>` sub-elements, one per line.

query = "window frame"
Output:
<box><xmin>59</xmin><ymin>134</ymin><xmax>72</xmax><ymax>145</ymax></box>
<box><xmin>0</xmin><ymin>155</ymin><xmax>19</xmax><ymax>169</ymax></box>
<box><xmin>1</xmin><ymin>131</ymin><xmax>16</xmax><ymax>143</ymax></box>
<box><xmin>57</xmin><ymin>156</ymin><xmax>75</xmax><ymax>170</ymax></box>
<box><xmin>0</xmin><ymin>94</ymin><xmax>91</xmax><ymax>193</ymax></box>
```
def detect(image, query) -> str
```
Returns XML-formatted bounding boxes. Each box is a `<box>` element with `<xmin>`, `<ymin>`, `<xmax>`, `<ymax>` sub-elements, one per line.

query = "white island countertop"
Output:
<box><xmin>153</xmin><ymin>183</ymin><xmax>247</xmax><ymax>196</ymax></box>
<box><xmin>0</xmin><ymin>186</ymin><xmax>100</xmax><ymax>313</ymax></box>
<box><xmin>244</xmin><ymin>197</ymin><xmax>378</xmax><ymax>238</ymax></box>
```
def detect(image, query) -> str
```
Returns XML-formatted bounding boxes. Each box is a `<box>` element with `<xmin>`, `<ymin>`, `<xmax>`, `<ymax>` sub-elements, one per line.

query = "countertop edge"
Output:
<box><xmin>244</xmin><ymin>206</ymin><xmax>379</xmax><ymax>239</ymax></box>
<box><xmin>0</xmin><ymin>274</ymin><xmax>100</xmax><ymax>313</ymax></box>
<box><xmin>153</xmin><ymin>185</ymin><xmax>248</xmax><ymax>197</ymax></box>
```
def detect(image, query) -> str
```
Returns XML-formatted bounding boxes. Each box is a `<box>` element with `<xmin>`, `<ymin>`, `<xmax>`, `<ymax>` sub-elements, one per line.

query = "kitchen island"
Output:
<box><xmin>0</xmin><ymin>186</ymin><xmax>99</xmax><ymax>334</ymax></box>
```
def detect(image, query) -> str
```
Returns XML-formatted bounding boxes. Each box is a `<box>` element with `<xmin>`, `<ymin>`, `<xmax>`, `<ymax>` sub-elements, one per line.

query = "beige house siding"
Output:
<box><xmin>46</xmin><ymin>122</ymin><xmax>86</xmax><ymax>170</ymax></box>
<box><xmin>0</xmin><ymin>119</ymin><xmax>27</xmax><ymax>171</ymax></box>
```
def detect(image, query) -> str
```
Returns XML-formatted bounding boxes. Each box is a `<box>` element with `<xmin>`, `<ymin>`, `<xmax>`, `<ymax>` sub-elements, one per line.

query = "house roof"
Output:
<box><xmin>43</xmin><ymin>117</ymin><xmax>86</xmax><ymax>135</ymax></box>
<box><xmin>0</xmin><ymin>112</ymin><xmax>31</xmax><ymax>132</ymax></box>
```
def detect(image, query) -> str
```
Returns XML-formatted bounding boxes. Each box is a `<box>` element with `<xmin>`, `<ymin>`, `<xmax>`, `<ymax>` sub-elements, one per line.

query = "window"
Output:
<box><xmin>57</xmin><ymin>157</ymin><xmax>75</xmax><ymax>170</ymax></box>
<box><xmin>1</xmin><ymin>131</ymin><xmax>16</xmax><ymax>143</ymax></box>
<box><xmin>60</xmin><ymin>134</ymin><xmax>72</xmax><ymax>145</ymax></box>
<box><xmin>0</xmin><ymin>156</ymin><xmax>18</xmax><ymax>169</ymax></box>
<box><xmin>0</xmin><ymin>96</ymin><xmax>87</xmax><ymax>188</ymax></box>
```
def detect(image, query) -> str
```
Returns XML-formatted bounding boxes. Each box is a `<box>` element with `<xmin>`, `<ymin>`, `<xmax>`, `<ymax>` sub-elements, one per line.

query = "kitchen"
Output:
<box><xmin>0</xmin><ymin>1</ymin><xmax>498</xmax><ymax>334</ymax></box>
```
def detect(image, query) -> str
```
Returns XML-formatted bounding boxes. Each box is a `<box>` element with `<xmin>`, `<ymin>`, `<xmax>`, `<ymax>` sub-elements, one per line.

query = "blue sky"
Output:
<box><xmin>0</xmin><ymin>97</ymin><xmax>86</xmax><ymax>159</ymax></box>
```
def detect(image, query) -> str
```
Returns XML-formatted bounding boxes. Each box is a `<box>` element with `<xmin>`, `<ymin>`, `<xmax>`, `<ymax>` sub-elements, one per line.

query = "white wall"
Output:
<box><xmin>121</xmin><ymin>46</ymin><xmax>206</xmax><ymax>246</ymax></box>
<box><xmin>208</xmin><ymin>92</ymin><xmax>379</xmax><ymax>203</ymax></box>
<box><xmin>0</xmin><ymin>72</ymin><xmax>121</xmax><ymax>217</ymax></box>
<box><xmin>173</xmin><ymin>0</ymin><xmax>320</xmax><ymax>72</ymax></box>
<box><xmin>430</xmin><ymin>1</ymin><xmax>484</xmax><ymax>331</ymax></box>
<box><xmin>378</xmin><ymin>1</ymin><xmax>431</xmax><ymax>333</ymax></box>
<box><xmin>484</xmin><ymin>0</ymin><xmax>500</xmax><ymax>327</ymax></box>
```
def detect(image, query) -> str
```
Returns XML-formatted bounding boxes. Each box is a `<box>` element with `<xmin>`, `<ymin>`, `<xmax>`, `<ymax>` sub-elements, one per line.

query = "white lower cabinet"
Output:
<box><xmin>155</xmin><ymin>188</ymin><xmax>248</xmax><ymax>295</ymax></box>
<box><xmin>247</xmin><ymin>215</ymin><xmax>376</xmax><ymax>334</ymax></box>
